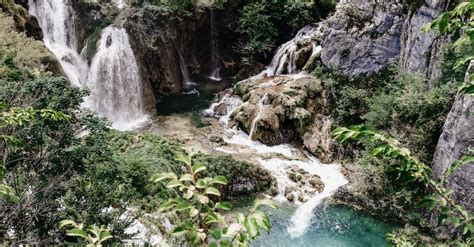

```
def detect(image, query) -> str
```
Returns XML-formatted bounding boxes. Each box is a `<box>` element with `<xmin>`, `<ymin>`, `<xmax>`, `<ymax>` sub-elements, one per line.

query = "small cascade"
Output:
<box><xmin>178</xmin><ymin>50</ymin><xmax>194</xmax><ymax>86</ymax></box>
<box><xmin>257</xmin><ymin>25</ymin><xmax>323</xmax><ymax>79</ymax></box>
<box><xmin>28</xmin><ymin>0</ymin><xmax>88</xmax><ymax>87</ymax></box>
<box><xmin>208</xmin><ymin>9</ymin><xmax>222</xmax><ymax>81</ymax></box>
<box><xmin>248</xmin><ymin>93</ymin><xmax>268</xmax><ymax>139</ymax></box>
<box><xmin>206</xmin><ymin>94</ymin><xmax>348</xmax><ymax>238</ymax></box>
<box><xmin>85</xmin><ymin>27</ymin><xmax>149</xmax><ymax>130</ymax></box>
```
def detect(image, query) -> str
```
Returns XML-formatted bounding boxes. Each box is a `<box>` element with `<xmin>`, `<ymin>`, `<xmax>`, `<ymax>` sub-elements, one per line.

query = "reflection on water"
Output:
<box><xmin>157</xmin><ymin>78</ymin><xmax>233</xmax><ymax>115</ymax></box>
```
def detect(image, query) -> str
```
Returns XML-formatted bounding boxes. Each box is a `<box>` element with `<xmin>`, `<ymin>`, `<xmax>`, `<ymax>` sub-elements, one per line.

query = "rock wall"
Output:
<box><xmin>399</xmin><ymin>0</ymin><xmax>448</xmax><ymax>85</ymax></box>
<box><xmin>432</xmin><ymin>61</ymin><xmax>474</xmax><ymax>219</ymax></box>
<box><xmin>320</xmin><ymin>0</ymin><xmax>405</xmax><ymax>79</ymax></box>
<box><xmin>306</xmin><ymin>0</ymin><xmax>449</xmax><ymax>80</ymax></box>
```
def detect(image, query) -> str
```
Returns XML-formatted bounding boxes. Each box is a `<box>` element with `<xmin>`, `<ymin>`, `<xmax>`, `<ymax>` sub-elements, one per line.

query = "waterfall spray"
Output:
<box><xmin>85</xmin><ymin>27</ymin><xmax>149</xmax><ymax>130</ymax></box>
<box><xmin>28</xmin><ymin>0</ymin><xmax>88</xmax><ymax>87</ymax></box>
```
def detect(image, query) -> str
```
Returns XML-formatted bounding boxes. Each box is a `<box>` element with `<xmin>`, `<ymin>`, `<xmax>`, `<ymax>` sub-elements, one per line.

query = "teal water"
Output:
<box><xmin>234</xmin><ymin>198</ymin><xmax>398</xmax><ymax>247</ymax></box>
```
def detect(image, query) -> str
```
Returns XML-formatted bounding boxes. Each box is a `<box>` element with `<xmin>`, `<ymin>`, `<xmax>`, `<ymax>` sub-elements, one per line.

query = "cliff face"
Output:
<box><xmin>320</xmin><ymin>0</ymin><xmax>405</xmax><ymax>79</ymax></box>
<box><xmin>432</xmin><ymin>62</ymin><xmax>474</xmax><ymax>232</ymax></box>
<box><xmin>399</xmin><ymin>0</ymin><xmax>447</xmax><ymax>85</ymax></box>
<box><xmin>319</xmin><ymin>0</ymin><xmax>448</xmax><ymax>80</ymax></box>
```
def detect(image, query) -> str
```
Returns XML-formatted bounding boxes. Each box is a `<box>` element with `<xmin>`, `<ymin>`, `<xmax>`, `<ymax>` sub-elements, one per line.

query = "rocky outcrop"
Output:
<box><xmin>432</xmin><ymin>61</ymin><xmax>474</xmax><ymax>220</ymax></box>
<box><xmin>230</xmin><ymin>75</ymin><xmax>337</xmax><ymax>161</ymax></box>
<box><xmin>1</xmin><ymin>0</ymin><xmax>43</xmax><ymax>39</ymax></box>
<box><xmin>232</xmin><ymin>75</ymin><xmax>324</xmax><ymax>144</ymax></box>
<box><xmin>399</xmin><ymin>0</ymin><xmax>448</xmax><ymax>84</ymax></box>
<box><xmin>320</xmin><ymin>0</ymin><xmax>405</xmax><ymax>79</ymax></box>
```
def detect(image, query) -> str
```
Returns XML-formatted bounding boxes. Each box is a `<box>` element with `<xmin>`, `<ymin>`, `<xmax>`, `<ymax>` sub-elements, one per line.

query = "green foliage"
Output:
<box><xmin>333</xmin><ymin>126</ymin><xmax>474</xmax><ymax>242</ymax></box>
<box><xmin>153</xmin><ymin>153</ymin><xmax>277</xmax><ymax>246</ymax></box>
<box><xmin>0</xmin><ymin>13</ymin><xmax>58</xmax><ymax>74</ymax></box>
<box><xmin>236</xmin><ymin>0</ymin><xmax>336</xmax><ymax>64</ymax></box>
<box><xmin>423</xmin><ymin>1</ymin><xmax>474</xmax><ymax>95</ymax></box>
<box><xmin>59</xmin><ymin>220</ymin><xmax>113</xmax><ymax>247</ymax></box>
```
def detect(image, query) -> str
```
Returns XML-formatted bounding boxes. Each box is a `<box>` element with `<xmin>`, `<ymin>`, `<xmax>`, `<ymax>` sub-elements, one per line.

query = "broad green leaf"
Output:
<box><xmin>244</xmin><ymin>217</ymin><xmax>259</xmax><ymax>238</ymax></box>
<box><xmin>205</xmin><ymin>187</ymin><xmax>221</xmax><ymax>196</ymax></box>
<box><xmin>211</xmin><ymin>228</ymin><xmax>222</xmax><ymax>240</ymax></box>
<box><xmin>252</xmin><ymin>199</ymin><xmax>278</xmax><ymax>212</ymax></box>
<box><xmin>215</xmin><ymin>201</ymin><xmax>232</xmax><ymax>210</ymax></box>
<box><xmin>166</xmin><ymin>180</ymin><xmax>183</xmax><ymax>189</ymax></box>
<box><xmin>66</xmin><ymin>229</ymin><xmax>88</xmax><ymax>239</ymax></box>
<box><xmin>196</xmin><ymin>179</ymin><xmax>207</xmax><ymax>189</ymax></box>
<box><xmin>209</xmin><ymin>242</ymin><xmax>218</xmax><ymax>247</ymax></box>
<box><xmin>211</xmin><ymin>176</ymin><xmax>228</xmax><ymax>185</ymax></box>
<box><xmin>59</xmin><ymin>220</ymin><xmax>78</xmax><ymax>229</ymax></box>
<box><xmin>192</xmin><ymin>163</ymin><xmax>207</xmax><ymax>174</ymax></box>
<box><xmin>151</xmin><ymin>172</ymin><xmax>178</xmax><ymax>183</ymax></box>
<box><xmin>171</xmin><ymin>226</ymin><xmax>189</xmax><ymax>237</ymax></box>
<box><xmin>179</xmin><ymin>174</ymin><xmax>194</xmax><ymax>182</ymax></box>
<box><xmin>206</xmin><ymin>213</ymin><xmax>219</xmax><ymax>224</ymax></box>
<box><xmin>98</xmin><ymin>230</ymin><xmax>112</xmax><ymax>243</ymax></box>
<box><xmin>175</xmin><ymin>153</ymin><xmax>191</xmax><ymax>165</ymax></box>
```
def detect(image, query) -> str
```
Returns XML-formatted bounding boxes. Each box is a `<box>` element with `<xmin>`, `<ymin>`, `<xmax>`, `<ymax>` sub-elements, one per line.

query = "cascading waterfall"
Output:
<box><xmin>208</xmin><ymin>9</ymin><xmax>222</xmax><ymax>81</ymax></box>
<box><xmin>29</xmin><ymin>0</ymin><xmax>149</xmax><ymax>130</ymax></box>
<box><xmin>206</xmin><ymin>95</ymin><xmax>348</xmax><ymax>238</ymax></box>
<box><xmin>85</xmin><ymin>27</ymin><xmax>149</xmax><ymax>131</ymax></box>
<box><xmin>257</xmin><ymin>25</ymin><xmax>322</xmax><ymax>79</ymax></box>
<box><xmin>28</xmin><ymin>0</ymin><xmax>88</xmax><ymax>87</ymax></box>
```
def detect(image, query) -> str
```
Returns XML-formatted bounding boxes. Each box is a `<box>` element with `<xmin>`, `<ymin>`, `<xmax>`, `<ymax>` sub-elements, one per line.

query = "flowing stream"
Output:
<box><xmin>28</xmin><ymin>0</ymin><xmax>148</xmax><ymax>130</ymax></box>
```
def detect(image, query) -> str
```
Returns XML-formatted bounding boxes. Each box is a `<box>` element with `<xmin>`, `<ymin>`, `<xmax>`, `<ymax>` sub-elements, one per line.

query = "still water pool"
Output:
<box><xmin>234</xmin><ymin>198</ymin><xmax>398</xmax><ymax>247</ymax></box>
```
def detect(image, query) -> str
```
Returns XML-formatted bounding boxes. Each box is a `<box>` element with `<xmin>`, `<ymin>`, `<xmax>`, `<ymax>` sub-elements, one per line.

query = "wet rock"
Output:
<box><xmin>232</xmin><ymin>75</ymin><xmax>325</xmax><ymax>146</ymax></box>
<box><xmin>303</xmin><ymin>114</ymin><xmax>335</xmax><ymax>163</ymax></box>
<box><xmin>209</xmin><ymin>135</ymin><xmax>224</xmax><ymax>143</ymax></box>
<box><xmin>308</xmin><ymin>175</ymin><xmax>324</xmax><ymax>193</ymax></box>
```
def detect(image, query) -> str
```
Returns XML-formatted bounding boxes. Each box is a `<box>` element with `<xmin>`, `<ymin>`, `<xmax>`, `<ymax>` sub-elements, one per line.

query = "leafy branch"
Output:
<box><xmin>152</xmin><ymin>153</ymin><xmax>277</xmax><ymax>246</ymax></box>
<box><xmin>59</xmin><ymin>220</ymin><xmax>113</xmax><ymax>247</ymax></box>
<box><xmin>423</xmin><ymin>1</ymin><xmax>474</xmax><ymax>95</ymax></box>
<box><xmin>333</xmin><ymin>125</ymin><xmax>474</xmax><ymax>240</ymax></box>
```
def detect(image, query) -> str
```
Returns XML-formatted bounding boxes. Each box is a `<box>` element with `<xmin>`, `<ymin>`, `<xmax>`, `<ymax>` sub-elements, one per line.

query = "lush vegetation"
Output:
<box><xmin>333</xmin><ymin>126</ymin><xmax>474</xmax><ymax>246</ymax></box>
<box><xmin>153</xmin><ymin>153</ymin><xmax>277</xmax><ymax>246</ymax></box>
<box><xmin>0</xmin><ymin>13</ymin><xmax>273</xmax><ymax>244</ymax></box>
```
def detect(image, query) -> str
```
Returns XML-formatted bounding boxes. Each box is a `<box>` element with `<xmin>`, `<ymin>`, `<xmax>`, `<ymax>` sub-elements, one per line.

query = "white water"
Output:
<box><xmin>255</xmin><ymin>25</ymin><xmax>322</xmax><ymax>79</ymax></box>
<box><xmin>85</xmin><ymin>27</ymin><xmax>149</xmax><ymax>131</ymax></box>
<box><xmin>113</xmin><ymin>0</ymin><xmax>125</xmax><ymax>9</ymax></box>
<box><xmin>29</xmin><ymin>0</ymin><xmax>149</xmax><ymax>131</ymax></box>
<box><xmin>28</xmin><ymin>0</ymin><xmax>88</xmax><ymax>87</ymax></box>
<box><xmin>208</xmin><ymin>94</ymin><xmax>348</xmax><ymax>238</ymax></box>
<box><xmin>208</xmin><ymin>9</ymin><xmax>222</xmax><ymax>81</ymax></box>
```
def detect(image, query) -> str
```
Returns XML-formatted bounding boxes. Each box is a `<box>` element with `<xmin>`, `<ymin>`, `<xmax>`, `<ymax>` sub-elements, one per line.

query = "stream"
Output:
<box><xmin>29</xmin><ymin>0</ymin><xmax>399</xmax><ymax>244</ymax></box>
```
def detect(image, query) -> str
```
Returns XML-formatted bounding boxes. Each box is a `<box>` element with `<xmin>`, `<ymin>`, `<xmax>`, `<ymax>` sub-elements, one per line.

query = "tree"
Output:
<box><xmin>152</xmin><ymin>153</ymin><xmax>277</xmax><ymax>246</ymax></box>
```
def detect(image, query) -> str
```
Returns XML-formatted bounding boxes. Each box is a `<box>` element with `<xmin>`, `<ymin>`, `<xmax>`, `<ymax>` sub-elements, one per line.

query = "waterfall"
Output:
<box><xmin>208</xmin><ymin>9</ymin><xmax>222</xmax><ymax>81</ymax></box>
<box><xmin>178</xmin><ymin>50</ymin><xmax>194</xmax><ymax>86</ymax></box>
<box><xmin>257</xmin><ymin>25</ymin><xmax>322</xmax><ymax>78</ymax></box>
<box><xmin>85</xmin><ymin>27</ymin><xmax>149</xmax><ymax>131</ymax></box>
<box><xmin>206</xmin><ymin>96</ymin><xmax>348</xmax><ymax>238</ymax></box>
<box><xmin>28</xmin><ymin>0</ymin><xmax>88</xmax><ymax>87</ymax></box>
<box><xmin>29</xmin><ymin>0</ymin><xmax>149</xmax><ymax>130</ymax></box>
